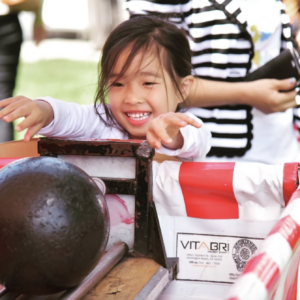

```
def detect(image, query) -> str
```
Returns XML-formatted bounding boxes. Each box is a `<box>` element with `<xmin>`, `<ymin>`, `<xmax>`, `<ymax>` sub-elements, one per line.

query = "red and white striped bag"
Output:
<box><xmin>153</xmin><ymin>161</ymin><xmax>298</xmax><ymax>220</ymax></box>
<box><xmin>153</xmin><ymin>161</ymin><xmax>299</xmax><ymax>300</ymax></box>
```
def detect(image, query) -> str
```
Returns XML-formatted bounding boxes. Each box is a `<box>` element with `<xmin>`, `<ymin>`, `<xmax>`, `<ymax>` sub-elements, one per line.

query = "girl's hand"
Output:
<box><xmin>147</xmin><ymin>112</ymin><xmax>202</xmax><ymax>150</ymax></box>
<box><xmin>0</xmin><ymin>96</ymin><xmax>54</xmax><ymax>142</ymax></box>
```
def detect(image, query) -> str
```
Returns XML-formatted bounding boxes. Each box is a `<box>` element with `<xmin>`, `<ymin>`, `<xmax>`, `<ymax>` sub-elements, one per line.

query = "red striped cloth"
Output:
<box><xmin>153</xmin><ymin>161</ymin><xmax>299</xmax><ymax>221</ymax></box>
<box><xmin>226</xmin><ymin>188</ymin><xmax>300</xmax><ymax>300</ymax></box>
<box><xmin>0</xmin><ymin>158</ymin><xmax>21</xmax><ymax>170</ymax></box>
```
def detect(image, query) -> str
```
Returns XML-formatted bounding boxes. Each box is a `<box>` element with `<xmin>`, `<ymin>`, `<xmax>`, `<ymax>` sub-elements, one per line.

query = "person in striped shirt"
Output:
<box><xmin>125</xmin><ymin>0</ymin><xmax>300</xmax><ymax>164</ymax></box>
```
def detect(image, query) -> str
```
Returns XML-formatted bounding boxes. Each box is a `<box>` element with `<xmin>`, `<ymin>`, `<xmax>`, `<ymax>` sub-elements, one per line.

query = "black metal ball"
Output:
<box><xmin>0</xmin><ymin>157</ymin><xmax>109</xmax><ymax>295</ymax></box>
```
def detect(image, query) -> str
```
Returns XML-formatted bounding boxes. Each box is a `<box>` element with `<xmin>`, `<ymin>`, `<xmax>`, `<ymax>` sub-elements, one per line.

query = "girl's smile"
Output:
<box><xmin>125</xmin><ymin>111</ymin><xmax>152</xmax><ymax>125</ymax></box>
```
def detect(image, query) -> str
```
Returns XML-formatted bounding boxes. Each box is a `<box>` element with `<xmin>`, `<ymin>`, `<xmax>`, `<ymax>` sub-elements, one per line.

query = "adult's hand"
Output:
<box><xmin>33</xmin><ymin>24</ymin><xmax>46</xmax><ymax>45</ymax></box>
<box><xmin>7</xmin><ymin>0</ymin><xmax>46</xmax><ymax>45</ymax></box>
<box><xmin>241</xmin><ymin>78</ymin><xmax>297</xmax><ymax>113</ymax></box>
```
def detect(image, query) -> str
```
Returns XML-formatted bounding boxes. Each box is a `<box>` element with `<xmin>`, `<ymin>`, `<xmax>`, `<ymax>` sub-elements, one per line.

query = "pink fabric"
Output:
<box><xmin>105</xmin><ymin>194</ymin><xmax>134</xmax><ymax>226</ymax></box>
<box><xmin>283</xmin><ymin>163</ymin><xmax>299</xmax><ymax>206</ymax></box>
<box><xmin>0</xmin><ymin>158</ymin><xmax>20</xmax><ymax>170</ymax></box>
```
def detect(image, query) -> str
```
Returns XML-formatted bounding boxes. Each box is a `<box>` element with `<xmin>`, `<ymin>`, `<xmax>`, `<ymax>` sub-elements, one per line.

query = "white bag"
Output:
<box><xmin>152</xmin><ymin>161</ymin><xmax>299</xmax><ymax>300</ymax></box>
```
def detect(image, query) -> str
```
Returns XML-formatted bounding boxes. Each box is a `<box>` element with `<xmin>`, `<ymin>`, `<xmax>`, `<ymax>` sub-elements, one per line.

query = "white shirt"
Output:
<box><xmin>237</xmin><ymin>0</ymin><xmax>282</xmax><ymax>70</ymax></box>
<box><xmin>37</xmin><ymin>97</ymin><xmax>212</xmax><ymax>162</ymax></box>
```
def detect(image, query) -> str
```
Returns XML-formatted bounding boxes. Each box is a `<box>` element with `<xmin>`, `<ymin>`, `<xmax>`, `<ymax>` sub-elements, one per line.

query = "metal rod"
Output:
<box><xmin>59</xmin><ymin>241</ymin><xmax>129</xmax><ymax>300</ymax></box>
<box><xmin>0</xmin><ymin>287</ymin><xmax>6</xmax><ymax>297</ymax></box>
<box><xmin>0</xmin><ymin>286</ymin><xmax>21</xmax><ymax>300</ymax></box>
<box><xmin>0</xmin><ymin>291</ymin><xmax>20</xmax><ymax>300</ymax></box>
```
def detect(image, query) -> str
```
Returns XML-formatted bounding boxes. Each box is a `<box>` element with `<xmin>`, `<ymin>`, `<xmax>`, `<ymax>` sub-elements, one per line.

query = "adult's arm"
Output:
<box><xmin>186</xmin><ymin>77</ymin><xmax>298</xmax><ymax>114</ymax></box>
<box><xmin>7</xmin><ymin>0</ymin><xmax>46</xmax><ymax>45</ymax></box>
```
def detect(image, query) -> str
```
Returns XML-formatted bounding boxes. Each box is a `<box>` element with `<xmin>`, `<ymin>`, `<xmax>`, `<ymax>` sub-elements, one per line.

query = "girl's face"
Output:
<box><xmin>108</xmin><ymin>48</ymin><xmax>186</xmax><ymax>139</ymax></box>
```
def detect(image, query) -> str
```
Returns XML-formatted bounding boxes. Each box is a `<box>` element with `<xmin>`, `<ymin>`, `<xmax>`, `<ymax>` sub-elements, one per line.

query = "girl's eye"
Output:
<box><xmin>144</xmin><ymin>82</ymin><xmax>156</xmax><ymax>86</ymax></box>
<box><xmin>110</xmin><ymin>82</ymin><xmax>123</xmax><ymax>87</ymax></box>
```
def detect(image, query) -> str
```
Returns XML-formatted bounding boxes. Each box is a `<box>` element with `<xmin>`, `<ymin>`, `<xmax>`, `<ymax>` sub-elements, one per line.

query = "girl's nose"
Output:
<box><xmin>124</xmin><ymin>92</ymin><xmax>144</xmax><ymax>104</ymax></box>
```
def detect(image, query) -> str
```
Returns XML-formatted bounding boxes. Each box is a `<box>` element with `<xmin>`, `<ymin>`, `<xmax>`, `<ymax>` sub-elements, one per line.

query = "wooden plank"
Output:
<box><xmin>59</xmin><ymin>242</ymin><xmax>128</xmax><ymax>300</ymax></box>
<box><xmin>84</xmin><ymin>258</ymin><xmax>160</xmax><ymax>300</ymax></box>
<box><xmin>0</xmin><ymin>139</ymin><xmax>39</xmax><ymax>158</ymax></box>
<box><xmin>135</xmin><ymin>267</ymin><xmax>170</xmax><ymax>300</ymax></box>
<box><xmin>38</xmin><ymin>139</ymin><xmax>155</xmax><ymax>158</ymax></box>
<box><xmin>153</xmin><ymin>153</ymin><xmax>180</xmax><ymax>163</ymax></box>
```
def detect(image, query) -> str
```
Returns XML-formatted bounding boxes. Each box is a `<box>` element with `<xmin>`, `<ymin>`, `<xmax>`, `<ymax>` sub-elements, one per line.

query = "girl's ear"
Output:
<box><xmin>180</xmin><ymin>75</ymin><xmax>194</xmax><ymax>100</ymax></box>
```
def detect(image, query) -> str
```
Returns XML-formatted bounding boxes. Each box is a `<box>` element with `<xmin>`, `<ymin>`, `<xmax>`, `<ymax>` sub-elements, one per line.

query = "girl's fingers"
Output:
<box><xmin>0</xmin><ymin>98</ymin><xmax>32</xmax><ymax>121</ymax></box>
<box><xmin>148</xmin><ymin>112</ymin><xmax>203</xmax><ymax>149</ymax></box>
<box><xmin>149</xmin><ymin>126</ymin><xmax>172</xmax><ymax>146</ymax></box>
<box><xmin>170</xmin><ymin>113</ymin><xmax>202</xmax><ymax>128</ymax></box>
<box><xmin>0</xmin><ymin>96</ymin><xmax>18</xmax><ymax>108</ymax></box>
<box><xmin>186</xmin><ymin>118</ymin><xmax>202</xmax><ymax>128</ymax></box>
<box><xmin>0</xmin><ymin>96</ymin><xmax>46</xmax><ymax>143</ymax></box>
<box><xmin>3</xmin><ymin>106</ymin><xmax>29</xmax><ymax>123</ymax></box>
<box><xmin>23</xmin><ymin>123</ymin><xmax>43</xmax><ymax>142</ymax></box>
<box><xmin>147</xmin><ymin>130</ymin><xmax>162</xmax><ymax>149</ymax></box>
<box><xmin>163</xmin><ymin>113</ymin><xmax>187</xmax><ymax>125</ymax></box>
<box><xmin>15</xmin><ymin>113</ymin><xmax>42</xmax><ymax>132</ymax></box>
<box><xmin>24</xmin><ymin>131</ymin><xmax>32</xmax><ymax>142</ymax></box>
<box><xmin>0</xmin><ymin>96</ymin><xmax>26</xmax><ymax>111</ymax></box>
<box><xmin>158</xmin><ymin>131</ymin><xmax>173</xmax><ymax>144</ymax></box>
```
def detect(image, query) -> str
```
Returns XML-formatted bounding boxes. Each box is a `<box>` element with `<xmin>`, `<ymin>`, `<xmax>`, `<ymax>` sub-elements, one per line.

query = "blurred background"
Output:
<box><xmin>14</xmin><ymin>0</ymin><xmax>128</xmax><ymax>139</ymax></box>
<box><xmin>10</xmin><ymin>0</ymin><xmax>300</xmax><ymax>140</ymax></box>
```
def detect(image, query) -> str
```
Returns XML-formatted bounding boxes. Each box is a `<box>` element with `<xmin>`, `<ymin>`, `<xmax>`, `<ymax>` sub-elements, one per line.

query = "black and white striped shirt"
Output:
<box><xmin>125</xmin><ymin>0</ymin><xmax>300</xmax><ymax>163</ymax></box>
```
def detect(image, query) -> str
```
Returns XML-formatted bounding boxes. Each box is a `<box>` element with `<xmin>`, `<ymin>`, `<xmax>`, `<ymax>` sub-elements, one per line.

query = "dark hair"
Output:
<box><xmin>94</xmin><ymin>15</ymin><xmax>192</xmax><ymax>126</ymax></box>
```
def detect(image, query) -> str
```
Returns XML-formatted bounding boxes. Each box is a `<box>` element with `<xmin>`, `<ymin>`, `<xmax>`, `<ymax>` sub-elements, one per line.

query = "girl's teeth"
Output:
<box><xmin>127</xmin><ymin>113</ymin><xmax>150</xmax><ymax>120</ymax></box>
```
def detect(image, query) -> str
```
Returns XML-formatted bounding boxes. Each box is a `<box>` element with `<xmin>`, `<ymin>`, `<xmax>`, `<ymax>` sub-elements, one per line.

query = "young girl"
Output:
<box><xmin>0</xmin><ymin>16</ymin><xmax>211</xmax><ymax>161</ymax></box>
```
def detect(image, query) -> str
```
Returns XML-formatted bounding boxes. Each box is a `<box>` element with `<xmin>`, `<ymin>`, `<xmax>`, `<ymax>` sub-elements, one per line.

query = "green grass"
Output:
<box><xmin>14</xmin><ymin>59</ymin><xmax>98</xmax><ymax>139</ymax></box>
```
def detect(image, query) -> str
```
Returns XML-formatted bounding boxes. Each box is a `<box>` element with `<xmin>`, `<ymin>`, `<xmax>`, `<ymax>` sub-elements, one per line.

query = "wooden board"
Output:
<box><xmin>7</xmin><ymin>257</ymin><xmax>168</xmax><ymax>300</ymax></box>
<box><xmin>0</xmin><ymin>138</ymin><xmax>177</xmax><ymax>162</ymax></box>
<box><xmin>153</xmin><ymin>153</ymin><xmax>180</xmax><ymax>163</ymax></box>
<box><xmin>0</xmin><ymin>139</ymin><xmax>39</xmax><ymax>158</ymax></box>
<box><xmin>84</xmin><ymin>257</ymin><xmax>161</xmax><ymax>300</ymax></box>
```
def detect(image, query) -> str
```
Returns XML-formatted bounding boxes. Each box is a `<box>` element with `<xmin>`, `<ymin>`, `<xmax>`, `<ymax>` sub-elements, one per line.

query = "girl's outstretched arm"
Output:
<box><xmin>0</xmin><ymin>96</ymin><xmax>54</xmax><ymax>142</ymax></box>
<box><xmin>147</xmin><ymin>112</ymin><xmax>202</xmax><ymax>150</ymax></box>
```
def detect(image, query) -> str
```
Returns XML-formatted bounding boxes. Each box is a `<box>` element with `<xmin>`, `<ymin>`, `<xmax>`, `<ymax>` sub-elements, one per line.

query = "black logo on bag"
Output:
<box><xmin>232</xmin><ymin>239</ymin><xmax>257</xmax><ymax>272</ymax></box>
